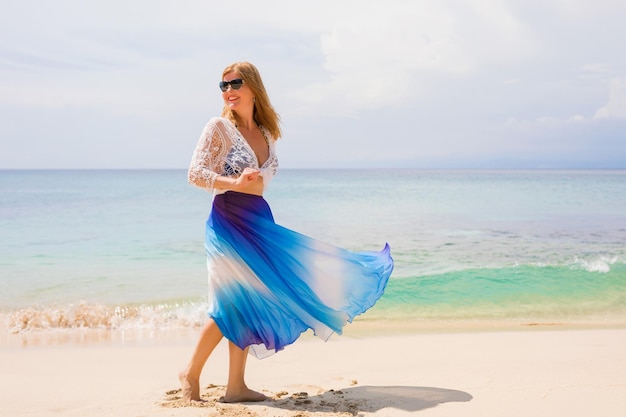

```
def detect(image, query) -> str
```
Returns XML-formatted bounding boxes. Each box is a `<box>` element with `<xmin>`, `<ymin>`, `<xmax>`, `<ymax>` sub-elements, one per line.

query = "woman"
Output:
<box><xmin>180</xmin><ymin>62</ymin><xmax>393</xmax><ymax>403</ymax></box>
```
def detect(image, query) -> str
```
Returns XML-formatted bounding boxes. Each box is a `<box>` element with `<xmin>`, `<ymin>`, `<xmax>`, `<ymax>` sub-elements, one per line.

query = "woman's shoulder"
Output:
<box><xmin>206</xmin><ymin>116</ymin><xmax>232</xmax><ymax>129</ymax></box>
<box><xmin>202</xmin><ymin>117</ymin><xmax>238</xmax><ymax>137</ymax></box>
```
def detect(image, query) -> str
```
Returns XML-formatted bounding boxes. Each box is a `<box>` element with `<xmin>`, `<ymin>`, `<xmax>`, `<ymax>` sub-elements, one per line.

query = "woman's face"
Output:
<box><xmin>221</xmin><ymin>72</ymin><xmax>254</xmax><ymax>114</ymax></box>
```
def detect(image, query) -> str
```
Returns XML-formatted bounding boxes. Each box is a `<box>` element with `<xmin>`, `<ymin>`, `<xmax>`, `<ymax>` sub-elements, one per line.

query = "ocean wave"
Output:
<box><xmin>572</xmin><ymin>255</ymin><xmax>619</xmax><ymax>273</ymax></box>
<box><xmin>375</xmin><ymin>262</ymin><xmax>626</xmax><ymax>318</ymax></box>
<box><xmin>3</xmin><ymin>301</ymin><xmax>209</xmax><ymax>334</ymax></box>
<box><xmin>4</xmin><ymin>259</ymin><xmax>626</xmax><ymax>335</ymax></box>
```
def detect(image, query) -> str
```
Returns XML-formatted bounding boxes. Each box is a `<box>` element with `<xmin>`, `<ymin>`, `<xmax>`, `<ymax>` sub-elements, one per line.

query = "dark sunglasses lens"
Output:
<box><xmin>219</xmin><ymin>79</ymin><xmax>244</xmax><ymax>92</ymax></box>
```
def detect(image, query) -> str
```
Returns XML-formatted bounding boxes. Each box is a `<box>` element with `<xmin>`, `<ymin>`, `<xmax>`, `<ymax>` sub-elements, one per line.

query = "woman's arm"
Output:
<box><xmin>187</xmin><ymin>120</ymin><xmax>264</xmax><ymax>194</ymax></box>
<box><xmin>188</xmin><ymin>121</ymin><xmax>223</xmax><ymax>191</ymax></box>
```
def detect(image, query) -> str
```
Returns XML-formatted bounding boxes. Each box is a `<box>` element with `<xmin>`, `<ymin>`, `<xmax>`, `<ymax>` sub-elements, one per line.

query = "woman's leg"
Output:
<box><xmin>179</xmin><ymin>319</ymin><xmax>224</xmax><ymax>401</ymax></box>
<box><xmin>223</xmin><ymin>342</ymin><xmax>268</xmax><ymax>402</ymax></box>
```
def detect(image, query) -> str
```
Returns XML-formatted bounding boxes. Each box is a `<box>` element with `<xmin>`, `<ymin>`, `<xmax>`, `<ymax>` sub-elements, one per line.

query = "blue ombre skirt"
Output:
<box><xmin>205</xmin><ymin>191</ymin><xmax>393</xmax><ymax>359</ymax></box>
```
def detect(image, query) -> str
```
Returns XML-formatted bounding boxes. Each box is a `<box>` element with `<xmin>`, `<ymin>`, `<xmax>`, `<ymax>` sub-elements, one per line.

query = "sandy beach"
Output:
<box><xmin>1</xmin><ymin>326</ymin><xmax>625</xmax><ymax>417</ymax></box>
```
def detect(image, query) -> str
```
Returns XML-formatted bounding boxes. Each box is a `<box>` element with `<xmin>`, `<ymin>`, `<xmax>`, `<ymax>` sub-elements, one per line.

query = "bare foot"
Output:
<box><xmin>178</xmin><ymin>371</ymin><xmax>202</xmax><ymax>402</ymax></box>
<box><xmin>223</xmin><ymin>387</ymin><xmax>268</xmax><ymax>403</ymax></box>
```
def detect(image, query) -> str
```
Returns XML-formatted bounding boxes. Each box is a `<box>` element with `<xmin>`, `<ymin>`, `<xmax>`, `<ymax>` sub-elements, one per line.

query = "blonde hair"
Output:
<box><xmin>221</xmin><ymin>62</ymin><xmax>282</xmax><ymax>140</ymax></box>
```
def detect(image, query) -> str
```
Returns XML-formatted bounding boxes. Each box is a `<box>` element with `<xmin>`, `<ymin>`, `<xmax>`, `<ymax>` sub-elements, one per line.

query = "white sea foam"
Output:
<box><xmin>3</xmin><ymin>301</ymin><xmax>210</xmax><ymax>334</ymax></box>
<box><xmin>573</xmin><ymin>256</ymin><xmax>618</xmax><ymax>273</ymax></box>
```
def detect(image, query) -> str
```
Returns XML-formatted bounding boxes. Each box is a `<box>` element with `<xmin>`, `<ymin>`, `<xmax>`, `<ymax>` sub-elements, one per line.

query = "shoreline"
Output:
<box><xmin>1</xmin><ymin>327</ymin><xmax>625</xmax><ymax>416</ymax></box>
<box><xmin>3</xmin><ymin>314</ymin><xmax>626</xmax><ymax>349</ymax></box>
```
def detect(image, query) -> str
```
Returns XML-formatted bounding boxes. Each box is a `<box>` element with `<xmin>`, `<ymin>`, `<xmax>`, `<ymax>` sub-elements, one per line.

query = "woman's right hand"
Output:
<box><xmin>235</xmin><ymin>167</ymin><xmax>262</xmax><ymax>190</ymax></box>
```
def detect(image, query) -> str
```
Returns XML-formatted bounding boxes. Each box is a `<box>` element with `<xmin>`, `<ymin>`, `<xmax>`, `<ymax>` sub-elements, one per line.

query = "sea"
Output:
<box><xmin>1</xmin><ymin>169</ymin><xmax>625</xmax><ymax>345</ymax></box>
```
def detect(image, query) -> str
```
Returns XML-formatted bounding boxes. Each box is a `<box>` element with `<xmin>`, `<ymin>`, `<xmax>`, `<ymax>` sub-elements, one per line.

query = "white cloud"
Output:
<box><xmin>594</xmin><ymin>78</ymin><xmax>626</xmax><ymax>119</ymax></box>
<box><xmin>500</xmin><ymin>75</ymin><xmax>626</xmax><ymax>128</ymax></box>
<box><xmin>1</xmin><ymin>0</ymin><xmax>625</xmax><ymax>169</ymax></box>
<box><xmin>289</xmin><ymin>0</ymin><xmax>537</xmax><ymax>114</ymax></box>
<box><xmin>540</xmin><ymin>0</ymin><xmax>626</xmax><ymax>19</ymax></box>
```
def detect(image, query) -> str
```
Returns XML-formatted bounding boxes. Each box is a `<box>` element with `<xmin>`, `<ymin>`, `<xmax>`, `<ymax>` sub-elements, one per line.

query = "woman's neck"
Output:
<box><xmin>233</xmin><ymin>110</ymin><xmax>255</xmax><ymax>130</ymax></box>
<box><xmin>237</xmin><ymin>118</ymin><xmax>256</xmax><ymax>130</ymax></box>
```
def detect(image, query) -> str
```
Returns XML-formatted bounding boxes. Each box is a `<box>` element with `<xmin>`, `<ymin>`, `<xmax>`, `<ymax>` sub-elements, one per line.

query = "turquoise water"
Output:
<box><xmin>1</xmin><ymin>169</ymin><xmax>625</xmax><ymax>334</ymax></box>
<box><xmin>371</xmin><ymin>264</ymin><xmax>626</xmax><ymax>322</ymax></box>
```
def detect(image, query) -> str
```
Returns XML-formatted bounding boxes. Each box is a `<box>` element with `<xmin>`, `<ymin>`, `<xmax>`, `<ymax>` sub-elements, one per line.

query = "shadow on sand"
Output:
<box><xmin>268</xmin><ymin>385</ymin><xmax>473</xmax><ymax>415</ymax></box>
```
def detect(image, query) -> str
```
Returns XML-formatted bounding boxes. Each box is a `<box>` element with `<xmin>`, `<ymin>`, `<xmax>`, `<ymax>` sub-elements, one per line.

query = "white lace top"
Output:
<box><xmin>187</xmin><ymin>117</ymin><xmax>279</xmax><ymax>195</ymax></box>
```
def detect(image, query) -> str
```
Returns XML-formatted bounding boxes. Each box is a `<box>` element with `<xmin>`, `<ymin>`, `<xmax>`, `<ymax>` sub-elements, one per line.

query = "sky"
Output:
<box><xmin>1</xmin><ymin>0</ymin><xmax>625</xmax><ymax>169</ymax></box>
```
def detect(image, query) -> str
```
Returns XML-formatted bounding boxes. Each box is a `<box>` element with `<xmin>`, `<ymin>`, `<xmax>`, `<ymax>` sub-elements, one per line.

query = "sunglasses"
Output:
<box><xmin>219</xmin><ymin>78</ymin><xmax>244</xmax><ymax>92</ymax></box>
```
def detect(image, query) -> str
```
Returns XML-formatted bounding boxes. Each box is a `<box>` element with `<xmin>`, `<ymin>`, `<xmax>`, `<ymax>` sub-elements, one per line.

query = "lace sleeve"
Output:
<box><xmin>187</xmin><ymin>119</ymin><xmax>227</xmax><ymax>191</ymax></box>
